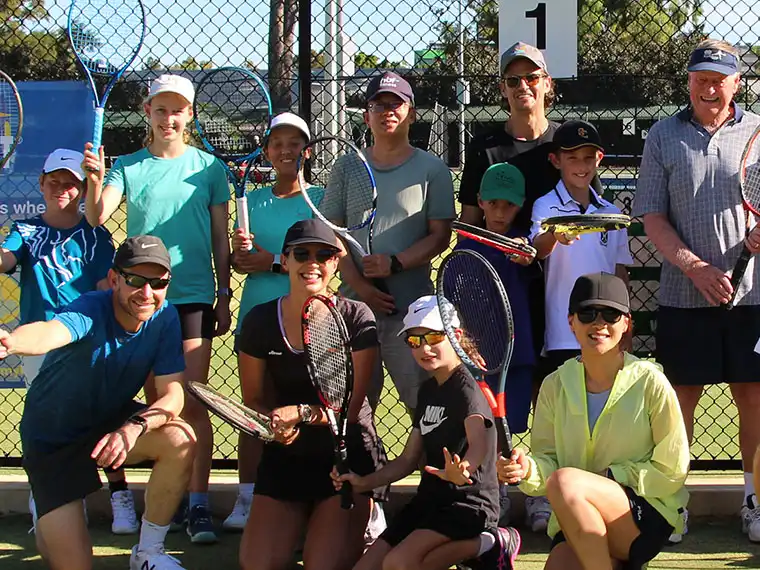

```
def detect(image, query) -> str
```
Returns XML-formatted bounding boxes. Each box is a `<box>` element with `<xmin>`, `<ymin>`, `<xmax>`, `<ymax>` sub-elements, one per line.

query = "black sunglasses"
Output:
<box><xmin>290</xmin><ymin>247</ymin><xmax>339</xmax><ymax>264</ymax></box>
<box><xmin>504</xmin><ymin>73</ymin><xmax>546</xmax><ymax>89</ymax></box>
<box><xmin>117</xmin><ymin>268</ymin><xmax>171</xmax><ymax>290</ymax></box>
<box><xmin>576</xmin><ymin>307</ymin><xmax>625</xmax><ymax>325</ymax></box>
<box><xmin>367</xmin><ymin>100</ymin><xmax>406</xmax><ymax>113</ymax></box>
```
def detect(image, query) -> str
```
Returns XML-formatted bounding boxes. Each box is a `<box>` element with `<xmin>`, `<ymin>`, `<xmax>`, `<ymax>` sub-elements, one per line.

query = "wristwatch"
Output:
<box><xmin>298</xmin><ymin>404</ymin><xmax>314</xmax><ymax>424</ymax></box>
<box><xmin>126</xmin><ymin>414</ymin><xmax>148</xmax><ymax>437</ymax></box>
<box><xmin>216</xmin><ymin>288</ymin><xmax>232</xmax><ymax>297</ymax></box>
<box><xmin>390</xmin><ymin>255</ymin><xmax>403</xmax><ymax>275</ymax></box>
<box><xmin>271</xmin><ymin>254</ymin><xmax>282</xmax><ymax>274</ymax></box>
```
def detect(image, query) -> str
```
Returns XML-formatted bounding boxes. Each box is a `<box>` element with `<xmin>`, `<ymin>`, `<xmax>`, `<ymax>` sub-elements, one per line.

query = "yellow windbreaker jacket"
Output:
<box><xmin>519</xmin><ymin>354</ymin><xmax>690</xmax><ymax>538</ymax></box>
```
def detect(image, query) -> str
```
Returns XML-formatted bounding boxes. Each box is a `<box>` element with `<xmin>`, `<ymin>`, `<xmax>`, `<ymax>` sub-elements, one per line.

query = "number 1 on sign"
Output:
<box><xmin>525</xmin><ymin>3</ymin><xmax>547</xmax><ymax>49</ymax></box>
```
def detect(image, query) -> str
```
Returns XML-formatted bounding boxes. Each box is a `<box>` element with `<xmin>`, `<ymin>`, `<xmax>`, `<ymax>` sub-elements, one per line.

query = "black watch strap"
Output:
<box><xmin>390</xmin><ymin>255</ymin><xmax>403</xmax><ymax>275</ymax></box>
<box><xmin>126</xmin><ymin>414</ymin><xmax>148</xmax><ymax>436</ymax></box>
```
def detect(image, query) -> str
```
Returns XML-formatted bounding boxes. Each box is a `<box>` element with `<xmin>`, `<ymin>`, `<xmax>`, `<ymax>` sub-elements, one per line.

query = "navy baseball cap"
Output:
<box><xmin>114</xmin><ymin>235</ymin><xmax>172</xmax><ymax>273</ymax></box>
<box><xmin>365</xmin><ymin>72</ymin><xmax>415</xmax><ymax>106</ymax></box>
<box><xmin>687</xmin><ymin>46</ymin><xmax>740</xmax><ymax>75</ymax></box>
<box><xmin>553</xmin><ymin>120</ymin><xmax>604</xmax><ymax>153</ymax></box>
<box><xmin>282</xmin><ymin>219</ymin><xmax>340</xmax><ymax>253</ymax></box>
<box><xmin>569</xmin><ymin>272</ymin><xmax>630</xmax><ymax>314</ymax></box>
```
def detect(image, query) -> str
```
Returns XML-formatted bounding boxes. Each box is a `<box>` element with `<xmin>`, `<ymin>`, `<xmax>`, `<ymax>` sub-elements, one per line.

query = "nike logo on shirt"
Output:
<box><xmin>420</xmin><ymin>416</ymin><xmax>448</xmax><ymax>435</ymax></box>
<box><xmin>419</xmin><ymin>404</ymin><xmax>447</xmax><ymax>435</ymax></box>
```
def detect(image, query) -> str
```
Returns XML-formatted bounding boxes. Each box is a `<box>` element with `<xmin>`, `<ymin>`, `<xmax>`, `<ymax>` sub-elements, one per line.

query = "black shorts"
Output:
<box><xmin>22</xmin><ymin>400</ymin><xmax>145</xmax><ymax>519</ymax></box>
<box><xmin>534</xmin><ymin>350</ymin><xmax>581</xmax><ymax>386</ymax></box>
<box><xmin>550</xmin><ymin>486</ymin><xmax>673</xmax><ymax>570</ymax></box>
<box><xmin>380</xmin><ymin>495</ymin><xmax>488</xmax><ymax>547</ymax></box>
<box><xmin>175</xmin><ymin>303</ymin><xmax>215</xmax><ymax>341</ymax></box>
<box><xmin>657</xmin><ymin>305</ymin><xmax>760</xmax><ymax>385</ymax></box>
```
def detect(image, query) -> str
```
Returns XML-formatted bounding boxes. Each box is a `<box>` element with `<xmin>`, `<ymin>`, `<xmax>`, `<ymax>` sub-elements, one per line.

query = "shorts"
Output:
<box><xmin>376</xmin><ymin>315</ymin><xmax>429</xmax><ymax>410</ymax></box>
<box><xmin>255</xmin><ymin>422</ymin><xmax>388</xmax><ymax>504</ymax></box>
<box><xmin>175</xmin><ymin>303</ymin><xmax>215</xmax><ymax>341</ymax></box>
<box><xmin>22</xmin><ymin>355</ymin><xmax>46</xmax><ymax>388</ymax></box>
<box><xmin>535</xmin><ymin>350</ymin><xmax>581</xmax><ymax>386</ymax></box>
<box><xmin>657</xmin><ymin>305</ymin><xmax>760</xmax><ymax>386</ymax></box>
<box><xmin>483</xmin><ymin>365</ymin><xmax>534</xmax><ymax>434</ymax></box>
<box><xmin>22</xmin><ymin>400</ymin><xmax>145</xmax><ymax>519</ymax></box>
<box><xmin>380</xmin><ymin>494</ymin><xmax>488</xmax><ymax>547</ymax></box>
<box><xmin>550</xmin><ymin>486</ymin><xmax>673</xmax><ymax>570</ymax></box>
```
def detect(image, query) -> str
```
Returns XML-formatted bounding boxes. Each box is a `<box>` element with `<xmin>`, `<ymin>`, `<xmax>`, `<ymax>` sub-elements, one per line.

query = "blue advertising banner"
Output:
<box><xmin>0</xmin><ymin>81</ymin><xmax>94</xmax><ymax>388</ymax></box>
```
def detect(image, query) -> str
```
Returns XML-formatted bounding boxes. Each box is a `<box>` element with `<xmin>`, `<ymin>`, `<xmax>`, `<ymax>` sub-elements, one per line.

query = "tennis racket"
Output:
<box><xmin>436</xmin><ymin>249</ymin><xmax>515</xmax><ymax>458</ymax></box>
<box><xmin>0</xmin><ymin>70</ymin><xmax>22</xmax><ymax>172</ymax></box>
<box><xmin>302</xmin><ymin>295</ymin><xmax>355</xmax><ymax>510</ymax></box>
<box><xmin>297</xmin><ymin>137</ymin><xmax>394</xmax><ymax>307</ymax></box>
<box><xmin>727</xmin><ymin>126</ymin><xmax>760</xmax><ymax>309</ymax></box>
<box><xmin>194</xmin><ymin>67</ymin><xmax>273</xmax><ymax>248</ymax></box>
<box><xmin>540</xmin><ymin>213</ymin><xmax>630</xmax><ymax>238</ymax></box>
<box><xmin>452</xmin><ymin>220</ymin><xmax>536</xmax><ymax>261</ymax></box>
<box><xmin>67</xmin><ymin>0</ymin><xmax>146</xmax><ymax>152</ymax></box>
<box><xmin>186</xmin><ymin>381</ymin><xmax>275</xmax><ymax>442</ymax></box>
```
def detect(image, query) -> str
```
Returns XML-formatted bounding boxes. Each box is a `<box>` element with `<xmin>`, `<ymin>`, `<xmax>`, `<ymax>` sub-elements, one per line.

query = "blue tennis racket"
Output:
<box><xmin>194</xmin><ymin>67</ymin><xmax>273</xmax><ymax>244</ymax></box>
<box><xmin>67</xmin><ymin>0</ymin><xmax>146</xmax><ymax>151</ymax></box>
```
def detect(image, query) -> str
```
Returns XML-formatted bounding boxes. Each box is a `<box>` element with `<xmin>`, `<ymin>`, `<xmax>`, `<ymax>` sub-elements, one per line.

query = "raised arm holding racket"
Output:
<box><xmin>0</xmin><ymin>69</ymin><xmax>22</xmax><ymax>172</ymax></box>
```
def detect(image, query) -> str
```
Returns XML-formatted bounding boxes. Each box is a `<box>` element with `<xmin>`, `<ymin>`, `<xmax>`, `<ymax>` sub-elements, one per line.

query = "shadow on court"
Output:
<box><xmin>1</xmin><ymin>514</ymin><xmax>759</xmax><ymax>569</ymax></box>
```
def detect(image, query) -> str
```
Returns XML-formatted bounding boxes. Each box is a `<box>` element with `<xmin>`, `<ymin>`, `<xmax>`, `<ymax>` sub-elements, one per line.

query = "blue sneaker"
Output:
<box><xmin>169</xmin><ymin>498</ymin><xmax>187</xmax><ymax>533</ymax></box>
<box><xmin>187</xmin><ymin>504</ymin><xmax>217</xmax><ymax>544</ymax></box>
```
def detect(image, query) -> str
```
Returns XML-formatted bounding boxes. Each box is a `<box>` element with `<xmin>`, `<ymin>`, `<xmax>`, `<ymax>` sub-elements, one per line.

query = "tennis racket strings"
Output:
<box><xmin>303</xmin><ymin>300</ymin><xmax>349</xmax><ymax>408</ymax></box>
<box><xmin>0</xmin><ymin>73</ymin><xmax>21</xmax><ymax>165</ymax></box>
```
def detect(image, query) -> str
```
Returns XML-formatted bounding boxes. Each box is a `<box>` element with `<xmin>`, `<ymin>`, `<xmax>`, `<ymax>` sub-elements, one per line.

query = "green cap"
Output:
<box><xmin>479</xmin><ymin>163</ymin><xmax>526</xmax><ymax>206</ymax></box>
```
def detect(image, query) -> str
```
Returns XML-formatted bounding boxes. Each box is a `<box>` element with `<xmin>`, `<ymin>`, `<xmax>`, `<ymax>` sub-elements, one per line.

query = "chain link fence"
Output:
<box><xmin>1</xmin><ymin>0</ymin><xmax>758</xmax><ymax>469</ymax></box>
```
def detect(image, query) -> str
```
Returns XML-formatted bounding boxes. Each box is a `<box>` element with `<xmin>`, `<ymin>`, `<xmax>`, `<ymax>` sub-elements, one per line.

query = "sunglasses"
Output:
<box><xmin>117</xmin><ymin>268</ymin><xmax>171</xmax><ymax>290</ymax></box>
<box><xmin>504</xmin><ymin>73</ymin><xmax>546</xmax><ymax>89</ymax></box>
<box><xmin>576</xmin><ymin>307</ymin><xmax>625</xmax><ymax>325</ymax></box>
<box><xmin>367</xmin><ymin>100</ymin><xmax>406</xmax><ymax>113</ymax></box>
<box><xmin>290</xmin><ymin>247</ymin><xmax>339</xmax><ymax>263</ymax></box>
<box><xmin>404</xmin><ymin>331</ymin><xmax>447</xmax><ymax>349</ymax></box>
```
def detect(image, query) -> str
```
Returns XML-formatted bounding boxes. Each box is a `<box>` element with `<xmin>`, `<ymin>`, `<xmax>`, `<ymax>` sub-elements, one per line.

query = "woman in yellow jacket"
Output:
<box><xmin>499</xmin><ymin>271</ymin><xmax>690</xmax><ymax>570</ymax></box>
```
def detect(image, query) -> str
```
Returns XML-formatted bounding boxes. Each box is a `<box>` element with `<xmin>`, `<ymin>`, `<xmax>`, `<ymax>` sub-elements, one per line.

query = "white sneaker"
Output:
<box><xmin>524</xmin><ymin>496</ymin><xmax>551</xmax><ymax>533</ymax></box>
<box><xmin>364</xmin><ymin>501</ymin><xmax>387</xmax><ymax>548</ymax></box>
<box><xmin>668</xmin><ymin>509</ymin><xmax>688</xmax><ymax>544</ymax></box>
<box><xmin>130</xmin><ymin>545</ymin><xmax>185</xmax><ymax>570</ymax></box>
<box><xmin>498</xmin><ymin>486</ymin><xmax>512</xmax><ymax>526</ymax></box>
<box><xmin>222</xmin><ymin>493</ymin><xmax>251</xmax><ymax>531</ymax></box>
<box><xmin>111</xmin><ymin>490</ymin><xmax>139</xmax><ymax>535</ymax></box>
<box><xmin>741</xmin><ymin>495</ymin><xmax>760</xmax><ymax>542</ymax></box>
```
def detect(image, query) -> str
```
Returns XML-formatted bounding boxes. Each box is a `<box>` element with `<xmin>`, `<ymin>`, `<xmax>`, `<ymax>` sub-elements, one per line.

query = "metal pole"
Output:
<box><xmin>457</xmin><ymin>0</ymin><xmax>466</xmax><ymax>168</ymax></box>
<box><xmin>325</xmin><ymin>0</ymin><xmax>338</xmax><ymax>141</ymax></box>
<box><xmin>298</xmin><ymin>0</ymin><xmax>312</xmax><ymax>127</ymax></box>
<box><xmin>337</xmin><ymin>0</ymin><xmax>346</xmax><ymax>140</ymax></box>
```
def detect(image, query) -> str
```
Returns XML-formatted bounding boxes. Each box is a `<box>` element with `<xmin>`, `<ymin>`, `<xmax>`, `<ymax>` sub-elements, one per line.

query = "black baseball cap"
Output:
<box><xmin>114</xmin><ymin>235</ymin><xmax>172</xmax><ymax>273</ymax></box>
<box><xmin>282</xmin><ymin>219</ymin><xmax>340</xmax><ymax>253</ymax></box>
<box><xmin>365</xmin><ymin>72</ymin><xmax>415</xmax><ymax>106</ymax></box>
<box><xmin>553</xmin><ymin>120</ymin><xmax>604</xmax><ymax>153</ymax></box>
<box><xmin>569</xmin><ymin>272</ymin><xmax>630</xmax><ymax>315</ymax></box>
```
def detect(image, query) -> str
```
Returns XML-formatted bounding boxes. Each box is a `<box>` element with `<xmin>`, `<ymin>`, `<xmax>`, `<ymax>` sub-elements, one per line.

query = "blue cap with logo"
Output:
<box><xmin>365</xmin><ymin>72</ymin><xmax>415</xmax><ymax>106</ymax></box>
<box><xmin>687</xmin><ymin>47</ymin><xmax>740</xmax><ymax>75</ymax></box>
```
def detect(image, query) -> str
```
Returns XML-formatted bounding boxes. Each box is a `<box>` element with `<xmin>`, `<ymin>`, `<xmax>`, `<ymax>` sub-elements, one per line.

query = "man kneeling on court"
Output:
<box><xmin>1</xmin><ymin>235</ymin><xmax>195</xmax><ymax>570</ymax></box>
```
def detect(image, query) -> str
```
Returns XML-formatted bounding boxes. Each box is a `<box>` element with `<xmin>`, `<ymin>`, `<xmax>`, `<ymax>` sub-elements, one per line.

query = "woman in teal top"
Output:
<box><xmin>224</xmin><ymin>111</ymin><xmax>324</xmax><ymax>530</ymax></box>
<box><xmin>82</xmin><ymin>74</ymin><xmax>231</xmax><ymax>544</ymax></box>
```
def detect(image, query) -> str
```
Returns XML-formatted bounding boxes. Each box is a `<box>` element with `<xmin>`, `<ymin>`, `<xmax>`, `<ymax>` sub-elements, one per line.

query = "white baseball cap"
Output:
<box><xmin>398</xmin><ymin>295</ymin><xmax>460</xmax><ymax>336</ymax></box>
<box><xmin>145</xmin><ymin>74</ymin><xmax>195</xmax><ymax>105</ymax></box>
<box><xmin>269</xmin><ymin>112</ymin><xmax>310</xmax><ymax>141</ymax></box>
<box><xmin>43</xmin><ymin>149</ymin><xmax>85</xmax><ymax>181</ymax></box>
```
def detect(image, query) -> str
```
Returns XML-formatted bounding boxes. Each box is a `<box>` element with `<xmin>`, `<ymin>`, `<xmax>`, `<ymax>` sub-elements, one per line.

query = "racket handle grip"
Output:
<box><xmin>727</xmin><ymin>245</ymin><xmax>753</xmax><ymax>310</ymax></box>
<box><xmin>495</xmin><ymin>417</ymin><xmax>519</xmax><ymax>487</ymax></box>
<box><xmin>336</xmin><ymin>445</ymin><xmax>354</xmax><ymax>510</ymax></box>
<box><xmin>372</xmin><ymin>278</ymin><xmax>398</xmax><ymax>316</ymax></box>
<box><xmin>236</xmin><ymin>197</ymin><xmax>252</xmax><ymax>251</ymax></box>
<box><xmin>92</xmin><ymin>107</ymin><xmax>104</xmax><ymax>152</ymax></box>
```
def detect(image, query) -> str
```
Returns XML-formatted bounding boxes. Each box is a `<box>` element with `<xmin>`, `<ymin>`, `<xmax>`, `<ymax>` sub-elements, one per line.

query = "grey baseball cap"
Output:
<box><xmin>500</xmin><ymin>42</ymin><xmax>547</xmax><ymax>76</ymax></box>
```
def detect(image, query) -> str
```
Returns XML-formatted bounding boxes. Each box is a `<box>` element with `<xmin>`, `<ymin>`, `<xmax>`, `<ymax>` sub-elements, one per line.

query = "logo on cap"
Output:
<box><xmin>379</xmin><ymin>76</ymin><xmax>399</xmax><ymax>88</ymax></box>
<box><xmin>578</xmin><ymin>127</ymin><xmax>588</xmax><ymax>138</ymax></box>
<box><xmin>704</xmin><ymin>49</ymin><xmax>725</xmax><ymax>61</ymax></box>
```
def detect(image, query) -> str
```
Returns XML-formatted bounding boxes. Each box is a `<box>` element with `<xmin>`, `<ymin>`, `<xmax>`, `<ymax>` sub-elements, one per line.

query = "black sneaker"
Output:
<box><xmin>169</xmin><ymin>498</ymin><xmax>187</xmax><ymax>533</ymax></box>
<box><xmin>476</xmin><ymin>527</ymin><xmax>521</xmax><ymax>570</ymax></box>
<box><xmin>187</xmin><ymin>504</ymin><xmax>218</xmax><ymax>544</ymax></box>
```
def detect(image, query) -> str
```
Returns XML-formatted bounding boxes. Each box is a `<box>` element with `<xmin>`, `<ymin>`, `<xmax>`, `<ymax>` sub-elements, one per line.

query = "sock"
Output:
<box><xmin>745</xmin><ymin>472</ymin><xmax>756</xmax><ymax>503</ymax></box>
<box><xmin>138</xmin><ymin>517</ymin><xmax>170</xmax><ymax>552</ymax></box>
<box><xmin>238</xmin><ymin>483</ymin><xmax>254</xmax><ymax>500</ymax></box>
<box><xmin>477</xmin><ymin>531</ymin><xmax>496</xmax><ymax>556</ymax></box>
<box><xmin>108</xmin><ymin>479</ymin><xmax>129</xmax><ymax>494</ymax></box>
<box><xmin>189</xmin><ymin>492</ymin><xmax>209</xmax><ymax>510</ymax></box>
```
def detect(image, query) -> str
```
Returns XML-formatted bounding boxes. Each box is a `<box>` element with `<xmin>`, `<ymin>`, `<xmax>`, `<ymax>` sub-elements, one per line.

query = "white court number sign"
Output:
<box><xmin>499</xmin><ymin>0</ymin><xmax>578</xmax><ymax>79</ymax></box>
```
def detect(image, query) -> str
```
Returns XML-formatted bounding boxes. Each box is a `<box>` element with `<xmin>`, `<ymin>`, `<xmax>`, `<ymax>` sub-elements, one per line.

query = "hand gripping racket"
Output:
<box><xmin>302</xmin><ymin>295</ymin><xmax>355</xmax><ymax>510</ymax></box>
<box><xmin>540</xmin><ymin>213</ymin><xmax>630</xmax><ymax>239</ymax></box>
<box><xmin>186</xmin><ymin>381</ymin><xmax>275</xmax><ymax>442</ymax></box>
<box><xmin>727</xmin><ymin>126</ymin><xmax>760</xmax><ymax>309</ymax></box>
<box><xmin>436</xmin><ymin>249</ymin><xmax>515</xmax><ymax>459</ymax></box>
<box><xmin>67</xmin><ymin>0</ymin><xmax>146</xmax><ymax>151</ymax></box>
<box><xmin>194</xmin><ymin>67</ymin><xmax>273</xmax><ymax>247</ymax></box>
<box><xmin>452</xmin><ymin>220</ymin><xmax>536</xmax><ymax>261</ymax></box>
<box><xmin>0</xmin><ymin>70</ymin><xmax>23</xmax><ymax>172</ymax></box>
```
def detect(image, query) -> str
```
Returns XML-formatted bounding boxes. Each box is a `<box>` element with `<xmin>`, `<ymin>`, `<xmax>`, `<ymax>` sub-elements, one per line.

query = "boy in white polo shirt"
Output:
<box><xmin>527</xmin><ymin>119</ymin><xmax>632</xmax><ymax>532</ymax></box>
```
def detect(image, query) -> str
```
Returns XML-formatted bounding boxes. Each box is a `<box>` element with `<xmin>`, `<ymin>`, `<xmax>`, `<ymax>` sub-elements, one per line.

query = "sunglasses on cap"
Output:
<box><xmin>289</xmin><ymin>247</ymin><xmax>339</xmax><ymax>263</ymax></box>
<box><xmin>503</xmin><ymin>73</ymin><xmax>546</xmax><ymax>89</ymax></box>
<box><xmin>575</xmin><ymin>307</ymin><xmax>625</xmax><ymax>325</ymax></box>
<box><xmin>404</xmin><ymin>331</ymin><xmax>447</xmax><ymax>349</ymax></box>
<box><xmin>117</xmin><ymin>268</ymin><xmax>171</xmax><ymax>290</ymax></box>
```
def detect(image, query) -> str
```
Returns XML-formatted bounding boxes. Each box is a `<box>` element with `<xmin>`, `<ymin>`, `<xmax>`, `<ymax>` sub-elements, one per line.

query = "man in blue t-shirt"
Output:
<box><xmin>1</xmin><ymin>235</ymin><xmax>193</xmax><ymax>570</ymax></box>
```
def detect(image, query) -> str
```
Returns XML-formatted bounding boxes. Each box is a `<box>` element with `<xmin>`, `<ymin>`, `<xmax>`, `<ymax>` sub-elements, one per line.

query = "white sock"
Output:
<box><xmin>239</xmin><ymin>483</ymin><xmax>255</xmax><ymax>499</ymax></box>
<box><xmin>477</xmin><ymin>531</ymin><xmax>496</xmax><ymax>556</ymax></box>
<box><xmin>745</xmin><ymin>472</ymin><xmax>756</xmax><ymax>503</ymax></box>
<box><xmin>138</xmin><ymin>518</ymin><xmax>170</xmax><ymax>552</ymax></box>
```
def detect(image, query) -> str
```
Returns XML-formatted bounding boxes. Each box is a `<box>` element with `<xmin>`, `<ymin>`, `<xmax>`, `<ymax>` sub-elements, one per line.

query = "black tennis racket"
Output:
<box><xmin>186</xmin><ymin>381</ymin><xmax>275</xmax><ymax>442</ymax></box>
<box><xmin>436</xmin><ymin>249</ymin><xmax>515</xmax><ymax>459</ymax></box>
<box><xmin>727</xmin><ymin>126</ymin><xmax>760</xmax><ymax>309</ymax></box>
<box><xmin>0</xmin><ymin>70</ymin><xmax>22</xmax><ymax>173</ymax></box>
<box><xmin>67</xmin><ymin>0</ymin><xmax>146</xmax><ymax>152</ymax></box>
<box><xmin>302</xmin><ymin>294</ymin><xmax>355</xmax><ymax>510</ymax></box>
<box><xmin>194</xmin><ymin>67</ymin><xmax>273</xmax><ymax>247</ymax></box>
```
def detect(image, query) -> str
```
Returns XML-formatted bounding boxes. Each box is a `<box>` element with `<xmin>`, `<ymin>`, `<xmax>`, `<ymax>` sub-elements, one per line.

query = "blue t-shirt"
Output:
<box><xmin>104</xmin><ymin>146</ymin><xmax>230</xmax><ymax>305</ymax></box>
<box><xmin>2</xmin><ymin>216</ymin><xmax>114</xmax><ymax>324</ymax></box>
<box><xmin>20</xmin><ymin>290</ymin><xmax>185</xmax><ymax>454</ymax></box>
<box><xmin>453</xmin><ymin>231</ymin><xmax>537</xmax><ymax>369</ymax></box>
<box><xmin>235</xmin><ymin>185</ymin><xmax>324</xmax><ymax>333</ymax></box>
